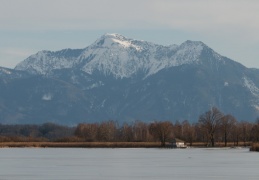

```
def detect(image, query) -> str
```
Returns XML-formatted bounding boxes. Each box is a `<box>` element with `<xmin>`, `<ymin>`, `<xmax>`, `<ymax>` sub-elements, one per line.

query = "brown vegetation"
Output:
<box><xmin>250</xmin><ymin>143</ymin><xmax>259</xmax><ymax>151</ymax></box>
<box><xmin>1</xmin><ymin>107</ymin><xmax>259</xmax><ymax>148</ymax></box>
<box><xmin>0</xmin><ymin>142</ymin><xmax>161</xmax><ymax>148</ymax></box>
<box><xmin>198</xmin><ymin>107</ymin><xmax>224</xmax><ymax>147</ymax></box>
<box><xmin>149</xmin><ymin>121</ymin><xmax>173</xmax><ymax>147</ymax></box>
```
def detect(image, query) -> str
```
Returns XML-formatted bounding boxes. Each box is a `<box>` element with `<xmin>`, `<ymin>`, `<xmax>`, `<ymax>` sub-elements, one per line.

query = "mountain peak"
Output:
<box><xmin>103</xmin><ymin>33</ymin><xmax>127</xmax><ymax>40</ymax></box>
<box><xmin>183</xmin><ymin>40</ymin><xmax>205</xmax><ymax>45</ymax></box>
<box><xmin>92</xmin><ymin>33</ymin><xmax>143</xmax><ymax>51</ymax></box>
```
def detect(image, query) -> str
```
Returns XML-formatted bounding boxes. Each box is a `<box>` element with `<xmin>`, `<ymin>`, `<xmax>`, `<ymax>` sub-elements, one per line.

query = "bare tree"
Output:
<box><xmin>133</xmin><ymin>121</ymin><xmax>150</xmax><ymax>142</ymax></box>
<box><xmin>120</xmin><ymin>123</ymin><xmax>134</xmax><ymax>142</ymax></box>
<box><xmin>220</xmin><ymin>114</ymin><xmax>236</xmax><ymax>147</ymax></box>
<box><xmin>97</xmin><ymin>121</ymin><xmax>117</xmax><ymax>142</ymax></box>
<box><xmin>239</xmin><ymin>121</ymin><xmax>252</xmax><ymax>146</ymax></box>
<box><xmin>149</xmin><ymin>121</ymin><xmax>173</xmax><ymax>147</ymax></box>
<box><xmin>198</xmin><ymin>107</ymin><xmax>224</xmax><ymax>147</ymax></box>
<box><xmin>231</xmin><ymin>122</ymin><xmax>242</xmax><ymax>146</ymax></box>
<box><xmin>75</xmin><ymin>123</ymin><xmax>99</xmax><ymax>141</ymax></box>
<box><xmin>182</xmin><ymin>120</ymin><xmax>196</xmax><ymax>146</ymax></box>
<box><xmin>251</xmin><ymin>119</ymin><xmax>259</xmax><ymax>143</ymax></box>
<box><xmin>173</xmin><ymin>120</ymin><xmax>183</xmax><ymax>140</ymax></box>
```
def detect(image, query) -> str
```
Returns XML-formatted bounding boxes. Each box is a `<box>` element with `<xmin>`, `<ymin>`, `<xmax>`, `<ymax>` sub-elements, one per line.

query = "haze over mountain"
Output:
<box><xmin>1</xmin><ymin>33</ymin><xmax>259</xmax><ymax>124</ymax></box>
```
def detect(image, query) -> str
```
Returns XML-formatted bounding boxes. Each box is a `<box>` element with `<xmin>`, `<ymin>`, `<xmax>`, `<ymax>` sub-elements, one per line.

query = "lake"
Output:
<box><xmin>0</xmin><ymin>148</ymin><xmax>258</xmax><ymax>180</ymax></box>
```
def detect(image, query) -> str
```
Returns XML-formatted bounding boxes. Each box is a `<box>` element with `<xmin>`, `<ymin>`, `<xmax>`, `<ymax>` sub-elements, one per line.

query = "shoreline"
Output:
<box><xmin>0</xmin><ymin>141</ymin><xmax>254</xmax><ymax>149</ymax></box>
<box><xmin>0</xmin><ymin>142</ymin><xmax>162</xmax><ymax>148</ymax></box>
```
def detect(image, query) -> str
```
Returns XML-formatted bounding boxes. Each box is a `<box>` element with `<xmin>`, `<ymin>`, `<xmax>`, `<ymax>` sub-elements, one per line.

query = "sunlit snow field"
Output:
<box><xmin>0</xmin><ymin>148</ymin><xmax>258</xmax><ymax>180</ymax></box>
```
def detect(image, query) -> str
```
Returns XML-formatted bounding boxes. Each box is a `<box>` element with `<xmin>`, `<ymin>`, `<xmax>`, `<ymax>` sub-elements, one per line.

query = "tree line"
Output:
<box><xmin>0</xmin><ymin>107</ymin><xmax>259</xmax><ymax>147</ymax></box>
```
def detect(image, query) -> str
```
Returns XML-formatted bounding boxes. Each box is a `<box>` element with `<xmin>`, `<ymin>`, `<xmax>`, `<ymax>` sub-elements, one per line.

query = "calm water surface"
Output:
<box><xmin>0</xmin><ymin>148</ymin><xmax>258</xmax><ymax>180</ymax></box>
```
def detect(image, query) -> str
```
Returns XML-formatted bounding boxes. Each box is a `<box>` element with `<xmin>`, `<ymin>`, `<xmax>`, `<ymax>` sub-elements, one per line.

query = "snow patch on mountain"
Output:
<box><xmin>42</xmin><ymin>93</ymin><xmax>53</xmax><ymax>101</ymax></box>
<box><xmin>254</xmin><ymin>105</ymin><xmax>259</xmax><ymax>111</ymax></box>
<box><xmin>243</xmin><ymin>76</ymin><xmax>259</xmax><ymax>98</ymax></box>
<box><xmin>0</xmin><ymin>67</ymin><xmax>12</xmax><ymax>75</ymax></box>
<box><xmin>224</xmin><ymin>82</ymin><xmax>229</xmax><ymax>86</ymax></box>
<box><xmin>243</xmin><ymin>76</ymin><xmax>259</xmax><ymax>112</ymax></box>
<box><xmin>112</xmin><ymin>38</ymin><xmax>143</xmax><ymax>51</ymax></box>
<box><xmin>86</xmin><ymin>81</ymin><xmax>104</xmax><ymax>90</ymax></box>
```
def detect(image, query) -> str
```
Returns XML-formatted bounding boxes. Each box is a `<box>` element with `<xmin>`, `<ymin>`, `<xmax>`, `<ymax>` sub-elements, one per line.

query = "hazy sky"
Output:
<box><xmin>1</xmin><ymin>0</ymin><xmax>259</xmax><ymax>68</ymax></box>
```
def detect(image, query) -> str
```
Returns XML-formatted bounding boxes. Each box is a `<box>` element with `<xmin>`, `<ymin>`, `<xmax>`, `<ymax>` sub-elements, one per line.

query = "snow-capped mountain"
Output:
<box><xmin>15</xmin><ymin>33</ymin><xmax>219</xmax><ymax>79</ymax></box>
<box><xmin>1</xmin><ymin>33</ymin><xmax>259</xmax><ymax>124</ymax></box>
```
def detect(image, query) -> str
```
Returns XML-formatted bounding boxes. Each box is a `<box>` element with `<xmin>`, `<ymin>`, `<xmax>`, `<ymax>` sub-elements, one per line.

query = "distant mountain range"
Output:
<box><xmin>1</xmin><ymin>33</ymin><xmax>259</xmax><ymax>124</ymax></box>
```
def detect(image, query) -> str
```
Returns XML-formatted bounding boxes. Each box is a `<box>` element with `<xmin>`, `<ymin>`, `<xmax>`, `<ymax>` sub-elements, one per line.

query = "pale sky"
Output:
<box><xmin>1</xmin><ymin>0</ymin><xmax>259</xmax><ymax>68</ymax></box>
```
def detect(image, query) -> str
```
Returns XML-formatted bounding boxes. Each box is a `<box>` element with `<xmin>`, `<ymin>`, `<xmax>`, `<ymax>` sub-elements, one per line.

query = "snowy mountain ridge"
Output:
<box><xmin>15</xmin><ymin>33</ymin><xmax>221</xmax><ymax>78</ymax></box>
<box><xmin>3</xmin><ymin>33</ymin><xmax>259</xmax><ymax>124</ymax></box>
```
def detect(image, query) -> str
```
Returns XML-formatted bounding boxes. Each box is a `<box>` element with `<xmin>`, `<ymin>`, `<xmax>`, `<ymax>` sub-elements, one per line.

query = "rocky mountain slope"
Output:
<box><xmin>0</xmin><ymin>33</ymin><xmax>259</xmax><ymax>124</ymax></box>
<box><xmin>15</xmin><ymin>34</ymin><xmax>208</xmax><ymax>78</ymax></box>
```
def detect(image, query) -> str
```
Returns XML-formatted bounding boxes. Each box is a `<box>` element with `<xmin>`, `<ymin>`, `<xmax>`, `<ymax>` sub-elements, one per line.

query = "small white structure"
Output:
<box><xmin>171</xmin><ymin>138</ymin><xmax>187</xmax><ymax>148</ymax></box>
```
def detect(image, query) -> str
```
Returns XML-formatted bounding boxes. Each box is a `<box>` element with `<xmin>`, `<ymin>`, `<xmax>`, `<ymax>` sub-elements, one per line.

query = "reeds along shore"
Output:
<box><xmin>0</xmin><ymin>141</ymin><xmax>254</xmax><ymax>148</ymax></box>
<box><xmin>0</xmin><ymin>142</ymin><xmax>162</xmax><ymax>148</ymax></box>
<box><xmin>250</xmin><ymin>143</ymin><xmax>259</xmax><ymax>151</ymax></box>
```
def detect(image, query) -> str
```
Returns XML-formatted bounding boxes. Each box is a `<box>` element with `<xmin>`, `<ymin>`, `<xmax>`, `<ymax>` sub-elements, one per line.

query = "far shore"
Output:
<box><xmin>0</xmin><ymin>142</ymin><xmax>162</xmax><ymax>148</ymax></box>
<box><xmin>0</xmin><ymin>141</ymin><xmax>255</xmax><ymax>149</ymax></box>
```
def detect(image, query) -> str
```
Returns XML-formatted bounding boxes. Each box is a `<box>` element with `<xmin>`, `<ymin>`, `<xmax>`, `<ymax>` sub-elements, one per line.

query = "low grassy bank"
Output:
<box><xmin>250</xmin><ymin>143</ymin><xmax>259</xmax><ymax>151</ymax></box>
<box><xmin>187</xmin><ymin>142</ymin><xmax>252</xmax><ymax>148</ymax></box>
<box><xmin>0</xmin><ymin>142</ymin><xmax>162</xmax><ymax>148</ymax></box>
<box><xmin>0</xmin><ymin>141</ymin><xmax>253</xmax><ymax>148</ymax></box>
